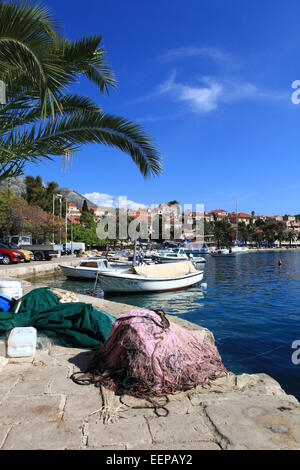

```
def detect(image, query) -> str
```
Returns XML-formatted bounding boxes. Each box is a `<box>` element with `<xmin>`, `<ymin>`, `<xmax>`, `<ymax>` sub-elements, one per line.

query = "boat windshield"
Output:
<box><xmin>79</xmin><ymin>261</ymin><xmax>99</xmax><ymax>268</ymax></box>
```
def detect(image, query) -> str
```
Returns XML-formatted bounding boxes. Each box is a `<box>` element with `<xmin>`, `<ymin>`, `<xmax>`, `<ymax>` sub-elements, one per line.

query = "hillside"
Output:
<box><xmin>0</xmin><ymin>176</ymin><xmax>27</xmax><ymax>197</ymax></box>
<box><xmin>0</xmin><ymin>177</ymin><xmax>97</xmax><ymax>209</ymax></box>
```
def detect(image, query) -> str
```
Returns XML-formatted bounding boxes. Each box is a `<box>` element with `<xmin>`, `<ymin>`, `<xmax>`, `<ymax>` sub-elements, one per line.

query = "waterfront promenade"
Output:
<box><xmin>0</xmin><ymin>283</ymin><xmax>299</xmax><ymax>450</ymax></box>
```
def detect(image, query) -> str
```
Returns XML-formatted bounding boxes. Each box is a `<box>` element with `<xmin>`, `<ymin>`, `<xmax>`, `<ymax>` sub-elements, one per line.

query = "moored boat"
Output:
<box><xmin>59</xmin><ymin>258</ymin><xmax>128</xmax><ymax>280</ymax></box>
<box><xmin>97</xmin><ymin>261</ymin><xmax>204</xmax><ymax>294</ymax></box>
<box><xmin>156</xmin><ymin>248</ymin><xmax>189</xmax><ymax>263</ymax></box>
<box><xmin>189</xmin><ymin>255</ymin><xmax>207</xmax><ymax>263</ymax></box>
<box><xmin>210</xmin><ymin>248</ymin><xmax>237</xmax><ymax>257</ymax></box>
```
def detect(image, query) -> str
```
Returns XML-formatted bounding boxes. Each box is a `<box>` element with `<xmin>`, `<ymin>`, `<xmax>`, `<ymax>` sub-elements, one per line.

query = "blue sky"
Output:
<box><xmin>25</xmin><ymin>0</ymin><xmax>300</xmax><ymax>215</ymax></box>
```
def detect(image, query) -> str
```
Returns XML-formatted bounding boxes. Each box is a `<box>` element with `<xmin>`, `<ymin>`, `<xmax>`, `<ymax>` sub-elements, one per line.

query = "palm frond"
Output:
<box><xmin>57</xmin><ymin>36</ymin><xmax>116</xmax><ymax>93</ymax></box>
<box><xmin>0</xmin><ymin>1</ymin><xmax>162</xmax><ymax>180</ymax></box>
<box><xmin>1</xmin><ymin>110</ymin><xmax>162</xmax><ymax>178</ymax></box>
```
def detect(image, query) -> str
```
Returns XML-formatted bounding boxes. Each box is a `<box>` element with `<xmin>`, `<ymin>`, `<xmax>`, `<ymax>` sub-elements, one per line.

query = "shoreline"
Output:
<box><xmin>247</xmin><ymin>247</ymin><xmax>300</xmax><ymax>252</ymax></box>
<box><xmin>0</xmin><ymin>248</ymin><xmax>299</xmax><ymax>281</ymax></box>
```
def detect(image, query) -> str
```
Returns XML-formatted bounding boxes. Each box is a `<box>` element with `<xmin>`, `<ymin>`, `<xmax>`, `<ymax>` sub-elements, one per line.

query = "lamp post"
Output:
<box><xmin>52</xmin><ymin>193</ymin><xmax>63</xmax><ymax>251</ymax></box>
<box><xmin>65</xmin><ymin>200</ymin><xmax>68</xmax><ymax>244</ymax></box>
<box><xmin>57</xmin><ymin>194</ymin><xmax>62</xmax><ymax>246</ymax></box>
<box><xmin>71</xmin><ymin>219</ymin><xmax>73</xmax><ymax>254</ymax></box>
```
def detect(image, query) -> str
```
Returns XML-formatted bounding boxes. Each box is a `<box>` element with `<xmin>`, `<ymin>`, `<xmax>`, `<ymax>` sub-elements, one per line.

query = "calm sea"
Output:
<box><xmin>31</xmin><ymin>251</ymin><xmax>300</xmax><ymax>400</ymax></box>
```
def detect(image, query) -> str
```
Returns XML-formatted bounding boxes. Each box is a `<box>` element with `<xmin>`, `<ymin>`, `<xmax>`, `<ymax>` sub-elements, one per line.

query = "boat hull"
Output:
<box><xmin>211</xmin><ymin>253</ymin><xmax>237</xmax><ymax>258</ymax></box>
<box><xmin>98</xmin><ymin>270</ymin><xmax>204</xmax><ymax>293</ymax></box>
<box><xmin>60</xmin><ymin>265</ymin><xmax>101</xmax><ymax>279</ymax></box>
<box><xmin>157</xmin><ymin>257</ymin><xmax>188</xmax><ymax>263</ymax></box>
<box><xmin>59</xmin><ymin>264</ymin><xmax>127</xmax><ymax>280</ymax></box>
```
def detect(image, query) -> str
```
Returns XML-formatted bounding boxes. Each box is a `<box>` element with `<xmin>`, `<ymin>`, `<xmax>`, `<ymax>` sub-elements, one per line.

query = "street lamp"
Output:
<box><xmin>52</xmin><ymin>193</ymin><xmax>63</xmax><ymax>247</ymax></box>
<box><xmin>65</xmin><ymin>199</ymin><xmax>68</xmax><ymax>244</ymax></box>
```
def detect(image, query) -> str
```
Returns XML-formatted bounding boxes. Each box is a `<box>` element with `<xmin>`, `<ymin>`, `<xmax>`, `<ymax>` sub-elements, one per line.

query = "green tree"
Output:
<box><xmin>80</xmin><ymin>211</ymin><xmax>96</xmax><ymax>230</ymax></box>
<box><xmin>68</xmin><ymin>222</ymin><xmax>98</xmax><ymax>246</ymax></box>
<box><xmin>22</xmin><ymin>175</ymin><xmax>66</xmax><ymax>216</ymax></box>
<box><xmin>287</xmin><ymin>230</ymin><xmax>296</xmax><ymax>247</ymax></box>
<box><xmin>82</xmin><ymin>200</ymin><xmax>89</xmax><ymax>213</ymax></box>
<box><xmin>0</xmin><ymin>0</ymin><xmax>162</xmax><ymax>180</ymax></box>
<box><xmin>213</xmin><ymin>220</ymin><xmax>233</xmax><ymax>247</ymax></box>
<box><xmin>23</xmin><ymin>176</ymin><xmax>46</xmax><ymax>208</ymax></box>
<box><xmin>238</xmin><ymin>222</ymin><xmax>249</xmax><ymax>244</ymax></box>
<box><xmin>276</xmin><ymin>226</ymin><xmax>285</xmax><ymax>248</ymax></box>
<box><xmin>0</xmin><ymin>186</ymin><xmax>28</xmax><ymax>236</ymax></box>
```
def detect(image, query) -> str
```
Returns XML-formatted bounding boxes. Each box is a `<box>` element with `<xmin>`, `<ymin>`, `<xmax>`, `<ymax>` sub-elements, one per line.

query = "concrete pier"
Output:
<box><xmin>0</xmin><ymin>275</ymin><xmax>299</xmax><ymax>450</ymax></box>
<box><xmin>0</xmin><ymin>255</ymin><xmax>79</xmax><ymax>280</ymax></box>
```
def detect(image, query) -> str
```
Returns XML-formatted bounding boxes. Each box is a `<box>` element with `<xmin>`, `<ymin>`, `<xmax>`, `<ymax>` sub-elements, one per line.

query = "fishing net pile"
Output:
<box><xmin>80</xmin><ymin>309</ymin><xmax>227</xmax><ymax>398</ymax></box>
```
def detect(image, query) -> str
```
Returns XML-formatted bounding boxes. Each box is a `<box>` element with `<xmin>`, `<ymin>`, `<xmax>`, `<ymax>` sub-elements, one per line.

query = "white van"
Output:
<box><xmin>65</xmin><ymin>242</ymin><xmax>86</xmax><ymax>253</ymax></box>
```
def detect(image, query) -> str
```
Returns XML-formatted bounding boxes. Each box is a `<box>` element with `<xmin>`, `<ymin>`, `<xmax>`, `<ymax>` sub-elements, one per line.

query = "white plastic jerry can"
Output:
<box><xmin>7</xmin><ymin>327</ymin><xmax>37</xmax><ymax>357</ymax></box>
<box><xmin>0</xmin><ymin>280</ymin><xmax>23</xmax><ymax>300</ymax></box>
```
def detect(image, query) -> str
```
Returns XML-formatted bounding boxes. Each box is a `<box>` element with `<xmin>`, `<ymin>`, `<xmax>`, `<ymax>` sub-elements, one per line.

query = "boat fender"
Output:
<box><xmin>201</xmin><ymin>282</ymin><xmax>207</xmax><ymax>289</ymax></box>
<box><xmin>278</xmin><ymin>259</ymin><xmax>282</xmax><ymax>266</ymax></box>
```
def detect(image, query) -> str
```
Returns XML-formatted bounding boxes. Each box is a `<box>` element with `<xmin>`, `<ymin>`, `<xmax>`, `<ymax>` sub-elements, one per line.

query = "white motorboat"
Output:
<box><xmin>188</xmin><ymin>254</ymin><xmax>207</xmax><ymax>263</ymax></box>
<box><xmin>182</xmin><ymin>249</ymin><xmax>206</xmax><ymax>263</ymax></box>
<box><xmin>59</xmin><ymin>258</ymin><xmax>129</xmax><ymax>280</ymax></box>
<box><xmin>185</xmin><ymin>242</ymin><xmax>216</xmax><ymax>254</ymax></box>
<box><xmin>210</xmin><ymin>248</ymin><xmax>237</xmax><ymax>258</ymax></box>
<box><xmin>98</xmin><ymin>261</ymin><xmax>204</xmax><ymax>294</ymax></box>
<box><xmin>156</xmin><ymin>248</ymin><xmax>189</xmax><ymax>263</ymax></box>
<box><xmin>231</xmin><ymin>245</ymin><xmax>249</xmax><ymax>253</ymax></box>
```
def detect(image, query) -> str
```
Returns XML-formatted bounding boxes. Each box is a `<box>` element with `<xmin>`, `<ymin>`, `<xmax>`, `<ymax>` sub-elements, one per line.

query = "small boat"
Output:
<box><xmin>210</xmin><ymin>248</ymin><xmax>237</xmax><ymax>258</ymax></box>
<box><xmin>59</xmin><ymin>258</ymin><xmax>129</xmax><ymax>280</ymax></box>
<box><xmin>185</xmin><ymin>243</ymin><xmax>216</xmax><ymax>254</ymax></box>
<box><xmin>156</xmin><ymin>248</ymin><xmax>189</xmax><ymax>263</ymax></box>
<box><xmin>188</xmin><ymin>255</ymin><xmax>207</xmax><ymax>263</ymax></box>
<box><xmin>182</xmin><ymin>249</ymin><xmax>206</xmax><ymax>263</ymax></box>
<box><xmin>231</xmin><ymin>245</ymin><xmax>249</xmax><ymax>253</ymax></box>
<box><xmin>97</xmin><ymin>261</ymin><xmax>204</xmax><ymax>294</ymax></box>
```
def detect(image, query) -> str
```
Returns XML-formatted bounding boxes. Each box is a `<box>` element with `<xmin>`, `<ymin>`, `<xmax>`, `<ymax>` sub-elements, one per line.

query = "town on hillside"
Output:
<box><xmin>67</xmin><ymin>202</ymin><xmax>300</xmax><ymax>245</ymax></box>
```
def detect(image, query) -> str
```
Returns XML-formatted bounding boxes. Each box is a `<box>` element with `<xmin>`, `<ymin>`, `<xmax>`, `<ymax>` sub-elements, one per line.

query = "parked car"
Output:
<box><xmin>0</xmin><ymin>242</ymin><xmax>34</xmax><ymax>262</ymax></box>
<box><xmin>0</xmin><ymin>245</ymin><xmax>25</xmax><ymax>264</ymax></box>
<box><xmin>3</xmin><ymin>235</ymin><xmax>58</xmax><ymax>261</ymax></box>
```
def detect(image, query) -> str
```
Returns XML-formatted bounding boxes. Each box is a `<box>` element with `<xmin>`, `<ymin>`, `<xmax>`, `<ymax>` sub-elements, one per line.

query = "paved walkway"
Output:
<box><xmin>0</xmin><ymin>288</ymin><xmax>299</xmax><ymax>451</ymax></box>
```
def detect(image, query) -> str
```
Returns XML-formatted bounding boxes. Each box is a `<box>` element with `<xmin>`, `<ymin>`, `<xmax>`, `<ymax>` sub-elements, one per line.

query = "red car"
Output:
<box><xmin>0</xmin><ymin>246</ymin><xmax>25</xmax><ymax>265</ymax></box>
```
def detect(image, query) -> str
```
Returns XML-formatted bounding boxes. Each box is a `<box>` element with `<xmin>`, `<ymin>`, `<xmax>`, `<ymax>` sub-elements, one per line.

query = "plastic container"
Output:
<box><xmin>0</xmin><ymin>293</ymin><xmax>12</xmax><ymax>311</ymax></box>
<box><xmin>7</xmin><ymin>327</ymin><xmax>37</xmax><ymax>357</ymax></box>
<box><xmin>0</xmin><ymin>280</ymin><xmax>23</xmax><ymax>300</ymax></box>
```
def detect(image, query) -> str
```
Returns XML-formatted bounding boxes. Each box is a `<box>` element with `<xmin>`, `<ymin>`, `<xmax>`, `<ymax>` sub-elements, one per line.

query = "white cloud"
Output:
<box><xmin>84</xmin><ymin>192</ymin><xmax>148</xmax><ymax>211</ymax></box>
<box><xmin>159</xmin><ymin>46</ymin><xmax>233</xmax><ymax>65</ymax></box>
<box><xmin>157</xmin><ymin>74</ymin><xmax>275</xmax><ymax>113</ymax></box>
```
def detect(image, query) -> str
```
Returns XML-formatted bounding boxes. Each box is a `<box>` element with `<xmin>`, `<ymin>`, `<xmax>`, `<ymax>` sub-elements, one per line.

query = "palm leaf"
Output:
<box><xmin>0</xmin><ymin>1</ymin><xmax>162</xmax><ymax>180</ymax></box>
<box><xmin>1</xmin><ymin>110</ymin><xmax>162</xmax><ymax>178</ymax></box>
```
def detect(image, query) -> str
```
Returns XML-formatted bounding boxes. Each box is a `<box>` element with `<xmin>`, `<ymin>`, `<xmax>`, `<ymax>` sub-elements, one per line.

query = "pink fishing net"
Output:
<box><xmin>84</xmin><ymin>309</ymin><xmax>227</xmax><ymax>397</ymax></box>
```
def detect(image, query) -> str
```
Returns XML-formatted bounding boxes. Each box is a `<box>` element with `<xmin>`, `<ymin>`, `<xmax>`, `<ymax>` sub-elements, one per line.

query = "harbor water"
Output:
<box><xmin>30</xmin><ymin>251</ymin><xmax>300</xmax><ymax>400</ymax></box>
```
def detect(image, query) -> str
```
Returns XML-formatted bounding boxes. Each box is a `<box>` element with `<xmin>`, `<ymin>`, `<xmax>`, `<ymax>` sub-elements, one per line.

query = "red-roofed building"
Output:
<box><xmin>228</xmin><ymin>212</ymin><xmax>251</xmax><ymax>225</ymax></box>
<box><xmin>67</xmin><ymin>216</ymin><xmax>80</xmax><ymax>224</ymax></box>
<box><xmin>206</xmin><ymin>210</ymin><xmax>229</xmax><ymax>222</ymax></box>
